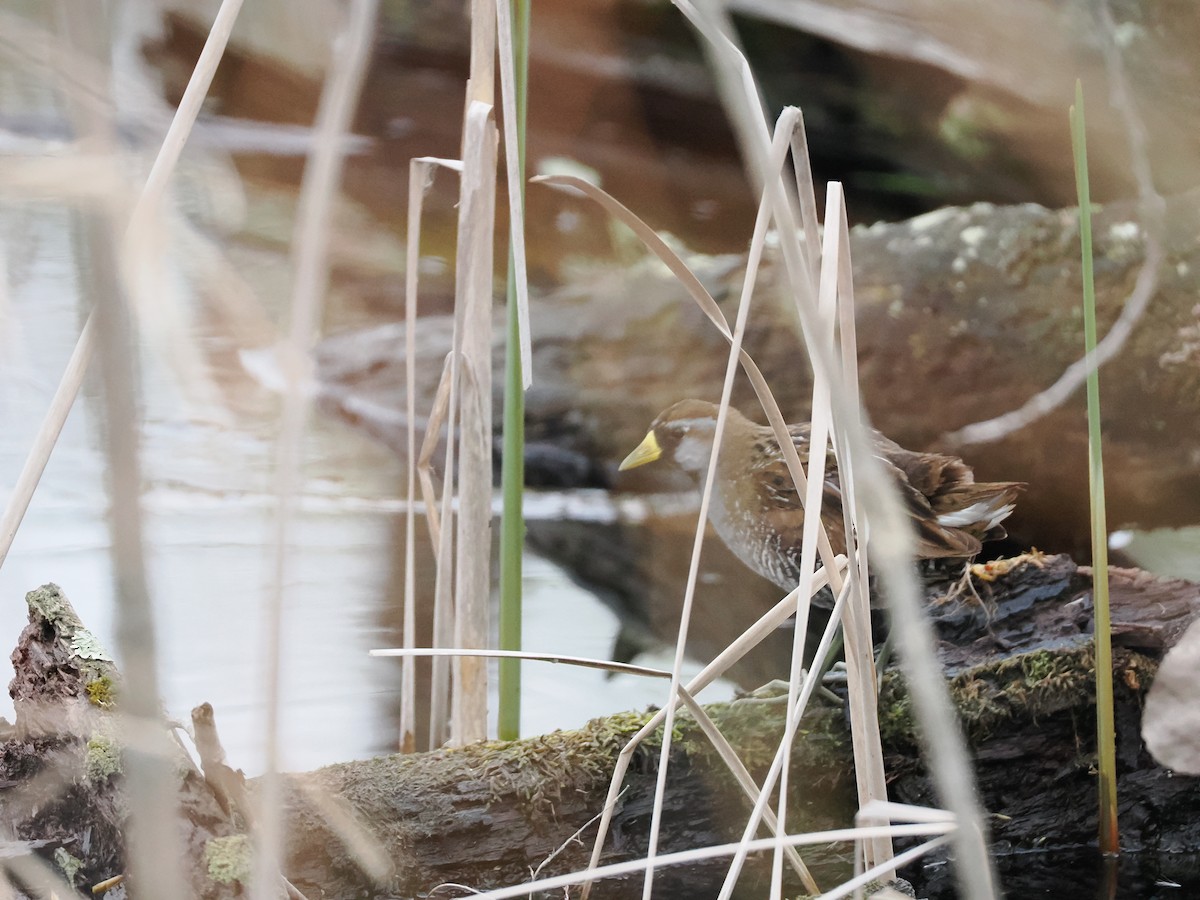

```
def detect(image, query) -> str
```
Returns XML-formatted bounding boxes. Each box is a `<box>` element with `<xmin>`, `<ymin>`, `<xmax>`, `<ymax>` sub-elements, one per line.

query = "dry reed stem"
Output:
<box><xmin>403</xmin><ymin>156</ymin><xmax>462</xmax><ymax>751</ymax></box>
<box><xmin>716</xmin><ymin>577</ymin><xmax>856</xmax><ymax>899</ymax></box>
<box><xmin>435</xmin><ymin>0</ymin><xmax>499</xmax><ymax>748</ymax></box>
<box><xmin>257</xmin><ymin>1</ymin><xmax>378</xmax><ymax>897</ymax></box>
<box><xmin>578</xmin><ymin>558</ymin><xmax>842</xmax><ymax>899</ymax></box>
<box><xmin>637</xmin><ymin>110</ymin><xmax>811</xmax><ymax>900</ymax></box>
<box><xmin>675</xmin><ymin>690</ymin><xmax>818</xmax><ymax>891</ymax></box>
<box><xmin>450</xmin><ymin>101</ymin><xmax>498</xmax><ymax>745</ymax></box>
<box><xmin>56</xmin><ymin>0</ymin><xmax>250</xmax><ymax>893</ymax></box>
<box><xmin>468</xmin><ymin>0</ymin><xmax>497</xmax><ymax>105</ymax></box>
<box><xmin>824</xmin><ymin>185</ymin><xmax>892</xmax><ymax>875</ymax></box>
<box><xmin>451</xmin><ymin>821</ymin><xmax>955</xmax><ymax>900</ymax></box>
<box><xmin>0</xmin><ymin>312</ymin><xmax>95</xmax><ymax>569</ymax></box>
<box><xmin>290</xmin><ymin>779</ymin><xmax>393</xmax><ymax>886</ymax></box>
<box><xmin>494</xmin><ymin>0</ymin><xmax>532</xmax><ymax>388</ymax></box>
<box><xmin>674</xmin><ymin>5</ymin><xmax>996</xmax><ymax>895</ymax></box>
<box><xmin>766</xmin><ymin>193</ymin><xmax>838</xmax><ymax>898</ymax></box>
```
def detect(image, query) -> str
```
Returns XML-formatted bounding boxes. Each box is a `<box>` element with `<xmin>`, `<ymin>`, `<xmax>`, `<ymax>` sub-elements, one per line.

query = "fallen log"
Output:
<box><xmin>2</xmin><ymin>560</ymin><xmax>1199</xmax><ymax>897</ymax></box>
<box><xmin>315</xmin><ymin>189</ymin><xmax>1200</xmax><ymax>557</ymax></box>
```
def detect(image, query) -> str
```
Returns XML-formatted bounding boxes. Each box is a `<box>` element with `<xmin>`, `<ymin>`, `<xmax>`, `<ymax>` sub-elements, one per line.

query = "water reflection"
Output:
<box><xmin>0</xmin><ymin>207</ymin><xmax>735</xmax><ymax>773</ymax></box>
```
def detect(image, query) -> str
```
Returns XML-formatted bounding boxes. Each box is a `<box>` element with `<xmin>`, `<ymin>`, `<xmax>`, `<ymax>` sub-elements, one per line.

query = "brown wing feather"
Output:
<box><xmin>748</xmin><ymin>426</ymin><xmax>849</xmax><ymax>554</ymax></box>
<box><xmin>745</xmin><ymin>420</ymin><xmax>1021</xmax><ymax>561</ymax></box>
<box><xmin>876</xmin><ymin>441</ymin><xmax>1024</xmax><ymax>557</ymax></box>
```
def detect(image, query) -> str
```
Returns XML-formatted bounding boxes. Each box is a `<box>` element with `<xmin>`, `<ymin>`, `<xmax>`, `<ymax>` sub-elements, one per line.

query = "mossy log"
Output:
<box><xmin>3</xmin><ymin>561</ymin><xmax>1200</xmax><ymax>897</ymax></box>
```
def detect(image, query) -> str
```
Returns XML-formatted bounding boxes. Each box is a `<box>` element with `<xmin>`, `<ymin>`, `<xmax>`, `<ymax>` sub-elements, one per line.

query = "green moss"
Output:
<box><xmin>206</xmin><ymin>834</ymin><xmax>253</xmax><ymax>885</ymax></box>
<box><xmin>879</xmin><ymin>646</ymin><xmax>1158</xmax><ymax>749</ymax></box>
<box><xmin>877</xmin><ymin>680</ymin><xmax>917</xmax><ymax>749</ymax></box>
<box><xmin>54</xmin><ymin>847</ymin><xmax>83</xmax><ymax>885</ymax></box>
<box><xmin>86</xmin><ymin>732</ymin><xmax>122</xmax><ymax>782</ymax></box>
<box><xmin>86</xmin><ymin>675</ymin><xmax>116</xmax><ymax>709</ymax></box>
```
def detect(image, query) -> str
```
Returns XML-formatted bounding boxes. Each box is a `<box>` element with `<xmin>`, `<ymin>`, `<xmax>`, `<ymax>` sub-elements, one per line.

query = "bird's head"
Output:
<box><xmin>619</xmin><ymin>399</ymin><xmax>726</xmax><ymax>477</ymax></box>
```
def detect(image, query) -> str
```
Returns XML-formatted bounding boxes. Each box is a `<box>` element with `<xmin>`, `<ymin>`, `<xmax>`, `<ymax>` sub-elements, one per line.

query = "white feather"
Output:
<box><xmin>937</xmin><ymin>500</ymin><xmax>1014</xmax><ymax>529</ymax></box>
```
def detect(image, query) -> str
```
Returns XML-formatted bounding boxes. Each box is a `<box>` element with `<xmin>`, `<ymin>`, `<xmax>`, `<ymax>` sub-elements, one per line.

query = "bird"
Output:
<box><xmin>619</xmin><ymin>399</ymin><xmax>1024</xmax><ymax>597</ymax></box>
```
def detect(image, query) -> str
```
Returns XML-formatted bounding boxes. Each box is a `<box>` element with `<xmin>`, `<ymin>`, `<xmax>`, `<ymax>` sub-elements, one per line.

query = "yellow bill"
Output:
<box><xmin>619</xmin><ymin>430</ymin><xmax>662</xmax><ymax>471</ymax></box>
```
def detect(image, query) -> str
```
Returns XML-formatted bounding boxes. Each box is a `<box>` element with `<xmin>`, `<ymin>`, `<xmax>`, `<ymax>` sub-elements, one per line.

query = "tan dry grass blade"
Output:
<box><xmin>788</xmin><ymin>112</ymin><xmax>823</xmax><ymax>291</ymax></box>
<box><xmin>441</xmin><ymin>821</ymin><xmax>955</xmax><ymax>900</ymax></box>
<box><xmin>765</xmin><ymin>198</ymin><xmax>839</xmax><ymax>899</ymax></box>
<box><xmin>673</xmin><ymin>4</ymin><xmax>997</xmax><ymax>896</ymax></box>
<box><xmin>536</xmin><ymin>117</ymin><xmax>855</xmax><ymax>898</ymax></box>
<box><xmin>822</xmin><ymin>184</ymin><xmax>893</xmax><ymax>876</ymax></box>
<box><xmin>815</xmin><ymin>184</ymin><xmax>892</xmax><ymax>877</ymax></box>
<box><xmin>403</xmin><ymin>156</ymin><xmax>463</xmax><ymax>751</ymax></box>
<box><xmin>374</xmin><ymin>647</ymin><xmax>673</xmax><ymax>679</ymax></box>
<box><xmin>450</xmin><ymin>101</ymin><xmax>499</xmax><ymax>745</ymax></box>
<box><xmin>532</xmin><ymin>166</ymin><xmax>846</xmax><ymax>589</ymax></box>
<box><xmin>53</xmin><ymin>0</ymin><xmax>250</xmax><ymax>895</ymax></box>
<box><xmin>575</xmin><ymin>558</ymin><xmax>844</xmax><ymax>900</ymax></box>
<box><xmin>494</xmin><ymin>0</ymin><xmax>532</xmax><ymax>388</ymax></box>
<box><xmin>0</xmin><ymin>312</ymin><xmax>95</xmax><ymax>570</ymax></box>
<box><xmin>633</xmin><ymin>110</ymin><xmax>825</xmax><ymax>900</ymax></box>
<box><xmin>257</xmin><ymin>1</ymin><xmax>379</xmax><ymax>897</ymax></box>
<box><xmin>290</xmin><ymin>778</ymin><xmax>393</xmax><ymax>886</ymax></box>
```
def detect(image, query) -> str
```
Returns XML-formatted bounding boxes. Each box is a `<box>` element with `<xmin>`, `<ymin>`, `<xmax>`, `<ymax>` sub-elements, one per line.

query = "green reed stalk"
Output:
<box><xmin>498</xmin><ymin>0</ymin><xmax>530</xmax><ymax>741</ymax></box>
<box><xmin>1071</xmin><ymin>80</ymin><xmax>1118</xmax><ymax>855</ymax></box>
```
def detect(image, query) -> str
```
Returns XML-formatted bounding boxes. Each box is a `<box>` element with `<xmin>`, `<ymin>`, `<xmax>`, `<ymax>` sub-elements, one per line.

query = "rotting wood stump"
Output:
<box><xmin>1</xmin><ymin>559</ymin><xmax>1198</xmax><ymax>898</ymax></box>
<box><xmin>0</xmin><ymin>584</ymin><xmax>248</xmax><ymax>899</ymax></box>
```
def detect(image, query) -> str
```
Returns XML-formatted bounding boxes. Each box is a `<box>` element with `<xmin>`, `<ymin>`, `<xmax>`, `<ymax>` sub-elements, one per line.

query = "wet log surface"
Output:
<box><xmin>3</xmin><ymin>560</ymin><xmax>1200</xmax><ymax>897</ymax></box>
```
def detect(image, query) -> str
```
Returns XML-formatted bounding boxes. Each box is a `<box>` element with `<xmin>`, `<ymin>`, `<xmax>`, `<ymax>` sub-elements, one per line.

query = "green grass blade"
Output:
<box><xmin>498</xmin><ymin>0</ymin><xmax>530</xmax><ymax>742</ymax></box>
<box><xmin>1071</xmin><ymin>79</ymin><xmax>1119</xmax><ymax>855</ymax></box>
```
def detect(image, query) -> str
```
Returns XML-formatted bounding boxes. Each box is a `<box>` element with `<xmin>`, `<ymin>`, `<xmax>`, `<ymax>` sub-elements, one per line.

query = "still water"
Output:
<box><xmin>0</xmin><ymin>205</ymin><xmax>732</xmax><ymax>775</ymax></box>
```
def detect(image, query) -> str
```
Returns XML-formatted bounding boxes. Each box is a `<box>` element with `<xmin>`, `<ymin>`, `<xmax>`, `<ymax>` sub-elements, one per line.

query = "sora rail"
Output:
<box><xmin>619</xmin><ymin>400</ymin><xmax>1023</xmax><ymax>595</ymax></box>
